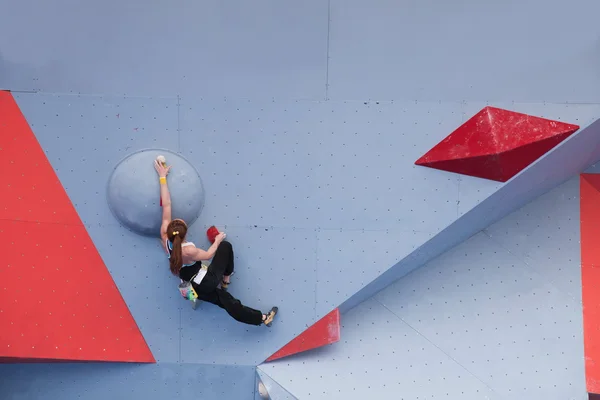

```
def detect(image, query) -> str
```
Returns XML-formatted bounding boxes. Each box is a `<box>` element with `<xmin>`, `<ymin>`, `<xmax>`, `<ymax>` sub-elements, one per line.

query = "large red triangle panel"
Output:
<box><xmin>415</xmin><ymin>106</ymin><xmax>580</xmax><ymax>182</ymax></box>
<box><xmin>0</xmin><ymin>93</ymin><xmax>82</xmax><ymax>224</ymax></box>
<box><xmin>580</xmin><ymin>174</ymin><xmax>600</xmax><ymax>395</ymax></box>
<box><xmin>265</xmin><ymin>308</ymin><xmax>341</xmax><ymax>362</ymax></box>
<box><xmin>0</xmin><ymin>90</ymin><xmax>155</xmax><ymax>363</ymax></box>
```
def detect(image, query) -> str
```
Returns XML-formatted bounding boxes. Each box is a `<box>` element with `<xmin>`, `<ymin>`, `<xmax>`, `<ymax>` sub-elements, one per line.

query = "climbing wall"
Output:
<box><xmin>0</xmin><ymin>363</ymin><xmax>257</xmax><ymax>399</ymax></box>
<box><xmin>325</xmin><ymin>0</ymin><xmax>600</xmax><ymax>103</ymax></box>
<box><xmin>2</xmin><ymin>0</ymin><xmax>600</xmax><ymax>103</ymax></box>
<box><xmin>8</xmin><ymin>93</ymin><xmax>504</xmax><ymax>367</ymax></box>
<box><xmin>256</xmin><ymin>369</ymin><xmax>297</xmax><ymax>400</ymax></box>
<box><xmin>0</xmin><ymin>91</ymin><xmax>154</xmax><ymax>363</ymax></box>
<box><xmin>260</xmin><ymin>176</ymin><xmax>587</xmax><ymax>399</ymax></box>
<box><xmin>265</xmin><ymin>309</ymin><xmax>340</xmax><ymax>362</ymax></box>
<box><xmin>2</xmin><ymin>0</ymin><xmax>600</xmax><ymax>399</ymax></box>
<box><xmin>341</xmin><ymin>103</ymin><xmax>600</xmax><ymax>315</ymax></box>
<box><xmin>0</xmin><ymin>0</ymin><xmax>329</xmax><ymax>100</ymax></box>
<box><xmin>7</xmin><ymin>93</ymin><xmax>589</xmax><ymax>396</ymax></box>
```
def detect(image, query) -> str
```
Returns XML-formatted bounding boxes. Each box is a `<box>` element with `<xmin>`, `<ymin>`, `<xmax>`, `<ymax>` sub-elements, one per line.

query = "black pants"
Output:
<box><xmin>192</xmin><ymin>241</ymin><xmax>263</xmax><ymax>326</ymax></box>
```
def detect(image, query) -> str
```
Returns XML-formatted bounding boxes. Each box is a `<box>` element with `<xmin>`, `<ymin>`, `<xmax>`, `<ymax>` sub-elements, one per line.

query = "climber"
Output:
<box><xmin>154</xmin><ymin>159</ymin><xmax>278</xmax><ymax>327</ymax></box>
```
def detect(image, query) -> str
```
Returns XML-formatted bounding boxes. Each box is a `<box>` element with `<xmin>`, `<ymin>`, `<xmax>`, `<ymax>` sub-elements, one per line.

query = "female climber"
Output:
<box><xmin>154</xmin><ymin>158</ymin><xmax>278</xmax><ymax>327</ymax></box>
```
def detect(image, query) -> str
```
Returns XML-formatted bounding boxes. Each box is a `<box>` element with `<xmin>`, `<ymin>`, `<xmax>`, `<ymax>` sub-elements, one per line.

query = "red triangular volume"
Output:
<box><xmin>415</xmin><ymin>106</ymin><xmax>580</xmax><ymax>182</ymax></box>
<box><xmin>0</xmin><ymin>90</ymin><xmax>155</xmax><ymax>363</ymax></box>
<box><xmin>0</xmin><ymin>93</ymin><xmax>83</xmax><ymax>224</ymax></box>
<box><xmin>580</xmin><ymin>174</ymin><xmax>600</xmax><ymax>394</ymax></box>
<box><xmin>265</xmin><ymin>308</ymin><xmax>341</xmax><ymax>362</ymax></box>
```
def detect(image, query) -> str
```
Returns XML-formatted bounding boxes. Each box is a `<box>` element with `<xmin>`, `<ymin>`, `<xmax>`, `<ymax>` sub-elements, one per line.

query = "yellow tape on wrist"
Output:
<box><xmin>159</xmin><ymin>177</ymin><xmax>167</xmax><ymax>184</ymax></box>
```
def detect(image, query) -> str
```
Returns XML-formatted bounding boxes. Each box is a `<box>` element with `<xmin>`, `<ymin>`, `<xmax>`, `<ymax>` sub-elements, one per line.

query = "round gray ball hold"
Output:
<box><xmin>107</xmin><ymin>149</ymin><xmax>204</xmax><ymax>237</ymax></box>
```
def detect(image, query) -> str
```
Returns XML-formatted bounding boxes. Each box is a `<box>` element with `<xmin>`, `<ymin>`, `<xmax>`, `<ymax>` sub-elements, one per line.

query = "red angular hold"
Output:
<box><xmin>415</xmin><ymin>106</ymin><xmax>580</xmax><ymax>182</ymax></box>
<box><xmin>0</xmin><ymin>90</ymin><xmax>155</xmax><ymax>363</ymax></box>
<box><xmin>265</xmin><ymin>308</ymin><xmax>341</xmax><ymax>362</ymax></box>
<box><xmin>207</xmin><ymin>225</ymin><xmax>220</xmax><ymax>243</ymax></box>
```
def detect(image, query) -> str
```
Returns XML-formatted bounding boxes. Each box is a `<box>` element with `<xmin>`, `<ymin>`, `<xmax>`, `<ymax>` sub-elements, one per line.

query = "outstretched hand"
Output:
<box><xmin>154</xmin><ymin>160</ymin><xmax>172</xmax><ymax>178</ymax></box>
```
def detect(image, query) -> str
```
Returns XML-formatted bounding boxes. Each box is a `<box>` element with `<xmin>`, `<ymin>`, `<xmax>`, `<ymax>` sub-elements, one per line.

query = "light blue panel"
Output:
<box><xmin>179</xmin><ymin>99</ymin><xmax>320</xmax><ymax>229</ymax></box>
<box><xmin>0</xmin><ymin>363</ymin><xmax>180</xmax><ymax>400</ymax></box>
<box><xmin>12</xmin><ymin>92</ymin><xmax>178</xmax><ymax>229</ymax></box>
<box><xmin>179</xmin><ymin>226</ymin><xmax>317</xmax><ymax>366</ymax></box>
<box><xmin>375</xmin><ymin>232</ymin><xmax>586</xmax><ymax>399</ymax></box>
<box><xmin>179</xmin><ymin>364</ymin><xmax>256</xmax><ymax>399</ymax></box>
<box><xmin>311</xmin><ymin>100</ymin><xmax>469</xmax><ymax>232</ymax></box>
<box><xmin>0</xmin><ymin>362</ymin><xmax>255</xmax><ymax>400</ymax></box>
<box><xmin>457</xmin><ymin>175</ymin><xmax>503</xmax><ymax>215</ymax></box>
<box><xmin>85</xmin><ymin>224</ymin><xmax>183</xmax><ymax>363</ymax></box>
<box><xmin>179</xmin><ymin>97</ymin><xmax>506</xmax><ymax>361</ymax></box>
<box><xmin>256</xmin><ymin>369</ymin><xmax>297</xmax><ymax>400</ymax></box>
<box><xmin>0</xmin><ymin>0</ymin><xmax>328</xmax><ymax>100</ymax></box>
<box><xmin>342</xmin><ymin>108</ymin><xmax>600</xmax><ymax>314</ymax></box>
<box><xmin>314</xmin><ymin>227</ymin><xmax>432</xmax><ymax>319</ymax></box>
<box><xmin>328</xmin><ymin>0</ymin><xmax>600</xmax><ymax>103</ymax></box>
<box><xmin>259</xmin><ymin>298</ymin><xmax>495</xmax><ymax>400</ymax></box>
<box><xmin>255</xmin><ymin>370</ymin><xmax>266</xmax><ymax>400</ymax></box>
<box><xmin>586</xmin><ymin>160</ymin><xmax>600</xmax><ymax>173</ymax></box>
<box><xmin>179</xmin><ymin>98</ymin><xmax>481</xmax><ymax>231</ymax></box>
<box><xmin>485</xmin><ymin>177</ymin><xmax>582</xmax><ymax>299</ymax></box>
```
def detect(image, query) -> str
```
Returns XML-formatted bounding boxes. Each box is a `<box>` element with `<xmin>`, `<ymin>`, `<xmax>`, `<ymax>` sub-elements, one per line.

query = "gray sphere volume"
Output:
<box><xmin>106</xmin><ymin>149</ymin><xmax>205</xmax><ymax>236</ymax></box>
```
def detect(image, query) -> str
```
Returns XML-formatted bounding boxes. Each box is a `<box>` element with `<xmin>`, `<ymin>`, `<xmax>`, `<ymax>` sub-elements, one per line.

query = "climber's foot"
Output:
<box><xmin>262</xmin><ymin>307</ymin><xmax>278</xmax><ymax>327</ymax></box>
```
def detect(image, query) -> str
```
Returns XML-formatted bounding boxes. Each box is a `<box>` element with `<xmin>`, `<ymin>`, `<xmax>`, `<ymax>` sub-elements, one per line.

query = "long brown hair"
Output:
<box><xmin>167</xmin><ymin>219</ymin><xmax>188</xmax><ymax>276</ymax></box>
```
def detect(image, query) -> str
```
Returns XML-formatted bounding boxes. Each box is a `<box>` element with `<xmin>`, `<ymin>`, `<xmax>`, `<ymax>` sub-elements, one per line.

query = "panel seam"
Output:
<box><xmin>375</xmin><ymin>297</ymin><xmax>497</xmax><ymax>394</ymax></box>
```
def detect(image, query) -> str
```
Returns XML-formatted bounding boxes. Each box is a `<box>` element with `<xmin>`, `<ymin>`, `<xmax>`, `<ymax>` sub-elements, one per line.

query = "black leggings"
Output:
<box><xmin>193</xmin><ymin>241</ymin><xmax>263</xmax><ymax>326</ymax></box>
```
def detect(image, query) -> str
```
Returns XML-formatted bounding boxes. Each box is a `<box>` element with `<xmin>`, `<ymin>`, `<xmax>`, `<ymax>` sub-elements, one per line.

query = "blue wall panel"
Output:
<box><xmin>85</xmin><ymin>224</ymin><xmax>184</xmax><ymax>363</ymax></box>
<box><xmin>484</xmin><ymin>177</ymin><xmax>582</xmax><ymax>300</ymax></box>
<box><xmin>178</xmin><ymin>98</ymin><xmax>475</xmax><ymax>231</ymax></box>
<box><xmin>0</xmin><ymin>363</ymin><xmax>256</xmax><ymax>400</ymax></box>
<box><xmin>2</xmin><ymin>0</ymin><xmax>600</xmax><ymax>398</ymax></box>
<box><xmin>179</xmin><ymin>364</ymin><xmax>256</xmax><ymax>399</ymax></box>
<box><xmin>327</xmin><ymin>0</ymin><xmax>600</xmax><ymax>103</ymax></box>
<box><xmin>12</xmin><ymin>93</ymin><xmax>183</xmax><ymax>363</ymax></box>
<box><xmin>12</xmin><ymin>93</ymin><xmax>178</xmax><ymax>230</ymax></box>
<box><xmin>178</xmin><ymin>97</ymin><xmax>506</xmax><ymax>328</ymax></box>
<box><xmin>314</xmin><ymin>227</ymin><xmax>431</xmax><ymax>318</ymax></box>
<box><xmin>260</xmin><ymin>298</ymin><xmax>497</xmax><ymax>399</ymax></box>
<box><xmin>376</xmin><ymin>232</ymin><xmax>585</xmax><ymax>399</ymax></box>
<box><xmin>342</xmin><ymin>106</ymin><xmax>600</xmax><ymax>314</ymax></box>
<box><xmin>179</xmin><ymin>226</ymin><xmax>317</xmax><ymax>366</ymax></box>
<box><xmin>261</xmin><ymin>178</ymin><xmax>586</xmax><ymax>399</ymax></box>
<box><xmin>14</xmin><ymin>92</ymin><xmax>596</xmax><ymax>371</ymax></box>
<box><xmin>3</xmin><ymin>0</ymin><xmax>600</xmax><ymax>103</ymax></box>
<box><xmin>0</xmin><ymin>0</ymin><xmax>328</xmax><ymax>100</ymax></box>
<box><xmin>257</xmin><ymin>369</ymin><xmax>297</xmax><ymax>400</ymax></box>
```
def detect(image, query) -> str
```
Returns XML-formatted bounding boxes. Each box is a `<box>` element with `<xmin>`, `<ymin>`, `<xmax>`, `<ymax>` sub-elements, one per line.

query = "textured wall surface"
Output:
<box><xmin>8</xmin><ymin>93</ymin><xmax>593</xmax><ymax>399</ymax></box>
<box><xmin>8</xmin><ymin>93</ymin><xmax>505</xmax><ymax>367</ymax></box>
<box><xmin>340</xmin><ymin>105</ymin><xmax>600</xmax><ymax>315</ymax></box>
<box><xmin>1</xmin><ymin>0</ymin><xmax>600</xmax><ymax>398</ymax></box>
<box><xmin>260</xmin><ymin>177</ymin><xmax>587</xmax><ymax>399</ymax></box>
<box><xmin>256</xmin><ymin>369</ymin><xmax>297</xmax><ymax>400</ymax></box>
<box><xmin>2</xmin><ymin>1</ymin><xmax>600</xmax><ymax>103</ymax></box>
<box><xmin>0</xmin><ymin>363</ymin><xmax>257</xmax><ymax>399</ymax></box>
